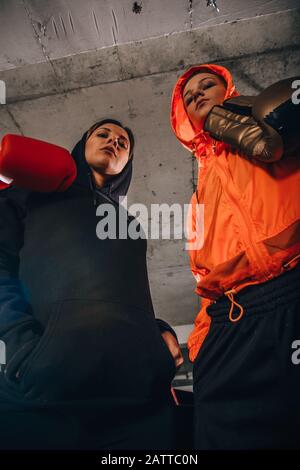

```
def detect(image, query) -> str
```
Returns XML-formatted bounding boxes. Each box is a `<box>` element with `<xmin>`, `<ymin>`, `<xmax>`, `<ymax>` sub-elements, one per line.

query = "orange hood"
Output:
<box><xmin>170</xmin><ymin>64</ymin><xmax>239</xmax><ymax>156</ymax></box>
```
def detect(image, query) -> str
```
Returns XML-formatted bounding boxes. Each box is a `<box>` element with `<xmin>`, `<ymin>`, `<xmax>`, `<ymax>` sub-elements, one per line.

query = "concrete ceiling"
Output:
<box><xmin>0</xmin><ymin>0</ymin><xmax>300</xmax><ymax>329</ymax></box>
<box><xmin>1</xmin><ymin>0</ymin><xmax>299</xmax><ymax>70</ymax></box>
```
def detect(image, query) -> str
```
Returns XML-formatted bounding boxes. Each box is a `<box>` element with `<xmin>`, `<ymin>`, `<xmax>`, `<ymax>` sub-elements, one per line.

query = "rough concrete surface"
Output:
<box><xmin>0</xmin><ymin>1</ymin><xmax>299</xmax><ymax>326</ymax></box>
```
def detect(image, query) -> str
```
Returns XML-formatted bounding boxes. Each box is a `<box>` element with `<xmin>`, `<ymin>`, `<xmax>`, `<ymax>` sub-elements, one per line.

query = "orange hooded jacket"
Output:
<box><xmin>171</xmin><ymin>64</ymin><xmax>300</xmax><ymax>362</ymax></box>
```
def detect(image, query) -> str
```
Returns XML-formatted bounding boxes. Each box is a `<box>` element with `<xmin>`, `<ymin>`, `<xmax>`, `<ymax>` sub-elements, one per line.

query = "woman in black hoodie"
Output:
<box><xmin>0</xmin><ymin>119</ymin><xmax>181</xmax><ymax>450</ymax></box>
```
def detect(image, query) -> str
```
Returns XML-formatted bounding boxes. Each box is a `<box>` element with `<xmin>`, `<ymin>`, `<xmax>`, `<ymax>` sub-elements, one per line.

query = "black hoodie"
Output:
<box><xmin>0</xmin><ymin>131</ymin><xmax>176</xmax><ymax>409</ymax></box>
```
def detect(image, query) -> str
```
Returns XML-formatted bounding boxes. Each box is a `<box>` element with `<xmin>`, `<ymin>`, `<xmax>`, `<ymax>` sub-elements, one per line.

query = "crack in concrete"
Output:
<box><xmin>52</xmin><ymin>17</ymin><xmax>59</xmax><ymax>39</ymax></box>
<box><xmin>92</xmin><ymin>10</ymin><xmax>101</xmax><ymax>38</ymax></box>
<box><xmin>188</xmin><ymin>0</ymin><xmax>193</xmax><ymax>29</ymax></box>
<box><xmin>202</xmin><ymin>1</ymin><xmax>286</xmax><ymax>27</ymax></box>
<box><xmin>5</xmin><ymin>106</ymin><xmax>24</xmax><ymax>135</ymax></box>
<box><xmin>111</xmin><ymin>9</ymin><xmax>119</xmax><ymax>34</ymax></box>
<box><xmin>21</xmin><ymin>0</ymin><xmax>66</xmax><ymax>93</ymax></box>
<box><xmin>68</xmin><ymin>11</ymin><xmax>75</xmax><ymax>34</ymax></box>
<box><xmin>111</xmin><ymin>26</ymin><xmax>117</xmax><ymax>45</ymax></box>
<box><xmin>59</xmin><ymin>14</ymin><xmax>67</xmax><ymax>37</ymax></box>
<box><xmin>3</xmin><ymin>44</ymin><xmax>299</xmax><ymax>105</ymax></box>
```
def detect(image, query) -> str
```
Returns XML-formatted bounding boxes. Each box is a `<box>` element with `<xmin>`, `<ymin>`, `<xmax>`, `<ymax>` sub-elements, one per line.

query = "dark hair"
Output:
<box><xmin>86</xmin><ymin>119</ymin><xmax>135</xmax><ymax>159</ymax></box>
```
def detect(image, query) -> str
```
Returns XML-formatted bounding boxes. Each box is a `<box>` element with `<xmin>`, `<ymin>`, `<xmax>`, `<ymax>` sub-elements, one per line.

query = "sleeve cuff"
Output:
<box><xmin>155</xmin><ymin>318</ymin><xmax>178</xmax><ymax>342</ymax></box>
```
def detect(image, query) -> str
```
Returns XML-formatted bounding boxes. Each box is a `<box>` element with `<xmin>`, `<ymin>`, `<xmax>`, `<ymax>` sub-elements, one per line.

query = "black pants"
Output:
<box><xmin>0</xmin><ymin>300</ymin><xmax>178</xmax><ymax>450</ymax></box>
<box><xmin>193</xmin><ymin>264</ymin><xmax>300</xmax><ymax>449</ymax></box>
<box><xmin>0</xmin><ymin>385</ymin><xmax>177</xmax><ymax>450</ymax></box>
<box><xmin>0</xmin><ymin>291</ymin><xmax>178</xmax><ymax>450</ymax></box>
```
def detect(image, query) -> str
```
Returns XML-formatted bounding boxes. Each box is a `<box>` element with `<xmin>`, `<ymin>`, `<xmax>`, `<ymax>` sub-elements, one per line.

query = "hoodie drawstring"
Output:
<box><xmin>224</xmin><ymin>289</ymin><xmax>244</xmax><ymax>322</ymax></box>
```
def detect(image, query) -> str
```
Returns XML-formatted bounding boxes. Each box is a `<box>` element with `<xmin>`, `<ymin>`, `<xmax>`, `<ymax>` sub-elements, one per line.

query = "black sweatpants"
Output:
<box><xmin>193</xmin><ymin>264</ymin><xmax>300</xmax><ymax>449</ymax></box>
<box><xmin>0</xmin><ymin>383</ymin><xmax>177</xmax><ymax>450</ymax></box>
<box><xmin>0</xmin><ymin>295</ymin><xmax>178</xmax><ymax>450</ymax></box>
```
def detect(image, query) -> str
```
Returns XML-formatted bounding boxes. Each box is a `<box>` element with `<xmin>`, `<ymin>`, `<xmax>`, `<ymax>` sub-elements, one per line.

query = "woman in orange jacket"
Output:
<box><xmin>171</xmin><ymin>64</ymin><xmax>300</xmax><ymax>449</ymax></box>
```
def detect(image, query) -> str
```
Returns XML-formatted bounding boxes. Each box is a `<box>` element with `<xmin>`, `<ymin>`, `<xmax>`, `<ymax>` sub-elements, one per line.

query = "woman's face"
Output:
<box><xmin>85</xmin><ymin>123</ymin><xmax>130</xmax><ymax>176</ymax></box>
<box><xmin>182</xmin><ymin>72</ymin><xmax>227</xmax><ymax>131</ymax></box>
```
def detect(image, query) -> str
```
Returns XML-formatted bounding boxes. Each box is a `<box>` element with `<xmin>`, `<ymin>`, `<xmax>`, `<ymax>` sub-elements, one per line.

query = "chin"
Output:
<box><xmin>94</xmin><ymin>156</ymin><xmax>112</xmax><ymax>169</ymax></box>
<box><xmin>200</xmin><ymin>102</ymin><xmax>214</xmax><ymax>117</ymax></box>
<box><xmin>103</xmin><ymin>165</ymin><xmax>122</xmax><ymax>176</ymax></box>
<box><xmin>193</xmin><ymin>108</ymin><xmax>214</xmax><ymax>129</ymax></box>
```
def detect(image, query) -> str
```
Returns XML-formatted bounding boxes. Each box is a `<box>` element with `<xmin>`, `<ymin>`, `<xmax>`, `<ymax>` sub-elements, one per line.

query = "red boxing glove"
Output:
<box><xmin>0</xmin><ymin>178</ymin><xmax>10</xmax><ymax>191</ymax></box>
<box><xmin>0</xmin><ymin>134</ymin><xmax>77</xmax><ymax>192</ymax></box>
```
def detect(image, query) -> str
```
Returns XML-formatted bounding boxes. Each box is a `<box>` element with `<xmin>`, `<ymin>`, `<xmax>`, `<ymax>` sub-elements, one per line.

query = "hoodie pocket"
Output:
<box><xmin>2</xmin><ymin>302</ymin><xmax>61</xmax><ymax>393</ymax></box>
<box><xmin>16</xmin><ymin>299</ymin><xmax>176</xmax><ymax>403</ymax></box>
<box><xmin>9</xmin><ymin>302</ymin><xmax>62</xmax><ymax>392</ymax></box>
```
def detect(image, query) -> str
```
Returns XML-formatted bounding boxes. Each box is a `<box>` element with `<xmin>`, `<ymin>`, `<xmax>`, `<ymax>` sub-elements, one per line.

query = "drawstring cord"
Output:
<box><xmin>222</xmin><ymin>254</ymin><xmax>300</xmax><ymax>323</ymax></box>
<box><xmin>224</xmin><ymin>289</ymin><xmax>244</xmax><ymax>322</ymax></box>
<box><xmin>171</xmin><ymin>387</ymin><xmax>180</xmax><ymax>406</ymax></box>
<box><xmin>283</xmin><ymin>253</ymin><xmax>300</xmax><ymax>270</ymax></box>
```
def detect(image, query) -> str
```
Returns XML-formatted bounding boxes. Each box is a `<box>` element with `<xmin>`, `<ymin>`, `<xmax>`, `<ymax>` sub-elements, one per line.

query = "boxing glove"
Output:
<box><xmin>0</xmin><ymin>178</ymin><xmax>11</xmax><ymax>191</ymax></box>
<box><xmin>204</xmin><ymin>77</ymin><xmax>300</xmax><ymax>162</ymax></box>
<box><xmin>252</xmin><ymin>77</ymin><xmax>300</xmax><ymax>157</ymax></box>
<box><xmin>0</xmin><ymin>134</ymin><xmax>77</xmax><ymax>192</ymax></box>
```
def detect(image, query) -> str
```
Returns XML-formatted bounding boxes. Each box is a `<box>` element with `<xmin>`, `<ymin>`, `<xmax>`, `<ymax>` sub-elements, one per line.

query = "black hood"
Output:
<box><xmin>70</xmin><ymin>130</ymin><xmax>133</xmax><ymax>202</ymax></box>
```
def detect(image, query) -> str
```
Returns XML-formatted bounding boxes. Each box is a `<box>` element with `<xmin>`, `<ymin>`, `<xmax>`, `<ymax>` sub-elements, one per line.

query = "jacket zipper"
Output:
<box><xmin>214</xmin><ymin>157</ymin><xmax>272</xmax><ymax>281</ymax></box>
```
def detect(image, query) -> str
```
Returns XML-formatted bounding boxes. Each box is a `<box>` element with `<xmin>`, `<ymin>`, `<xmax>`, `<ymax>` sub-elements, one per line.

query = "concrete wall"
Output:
<box><xmin>0</xmin><ymin>1</ymin><xmax>299</xmax><ymax>327</ymax></box>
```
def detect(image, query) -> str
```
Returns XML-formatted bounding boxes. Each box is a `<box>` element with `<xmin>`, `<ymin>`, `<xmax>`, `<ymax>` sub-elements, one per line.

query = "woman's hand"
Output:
<box><xmin>161</xmin><ymin>331</ymin><xmax>184</xmax><ymax>369</ymax></box>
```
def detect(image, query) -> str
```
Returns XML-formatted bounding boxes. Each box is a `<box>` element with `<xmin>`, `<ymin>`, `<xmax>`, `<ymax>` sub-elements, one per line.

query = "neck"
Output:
<box><xmin>91</xmin><ymin>169</ymin><xmax>110</xmax><ymax>189</ymax></box>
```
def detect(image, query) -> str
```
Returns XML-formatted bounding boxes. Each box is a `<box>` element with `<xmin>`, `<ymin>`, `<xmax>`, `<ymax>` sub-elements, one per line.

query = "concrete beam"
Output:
<box><xmin>1</xmin><ymin>8</ymin><xmax>299</xmax><ymax>103</ymax></box>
